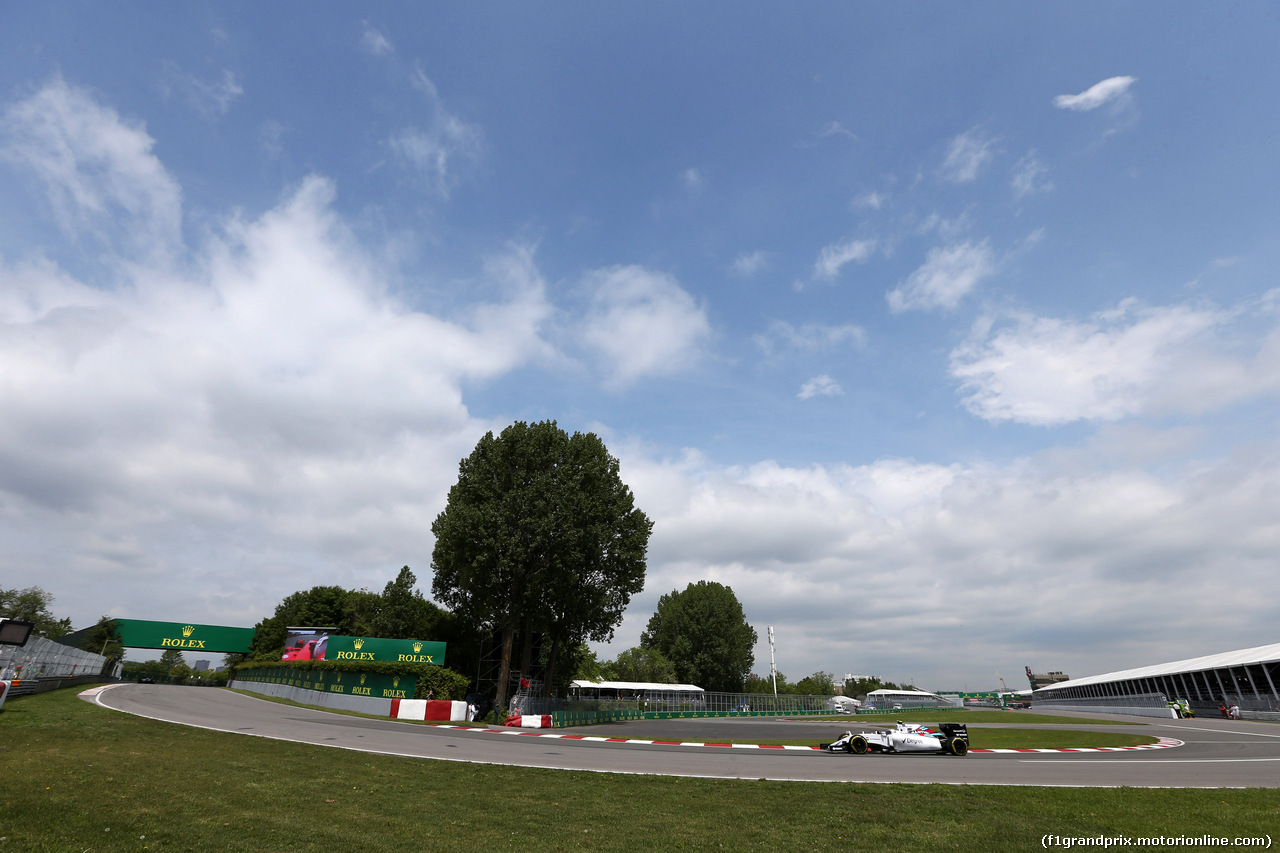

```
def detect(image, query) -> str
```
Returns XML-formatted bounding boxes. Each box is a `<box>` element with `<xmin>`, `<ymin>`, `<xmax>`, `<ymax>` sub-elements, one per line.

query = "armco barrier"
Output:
<box><xmin>552</xmin><ymin>709</ymin><xmax>643</xmax><ymax>728</ymax></box>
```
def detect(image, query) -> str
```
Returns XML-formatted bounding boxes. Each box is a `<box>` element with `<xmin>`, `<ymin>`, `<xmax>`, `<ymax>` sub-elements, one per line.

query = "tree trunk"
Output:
<box><xmin>543</xmin><ymin>633</ymin><xmax>560</xmax><ymax>697</ymax></box>
<box><xmin>519</xmin><ymin>627</ymin><xmax>534</xmax><ymax>677</ymax></box>
<box><xmin>494</xmin><ymin>625</ymin><xmax>515</xmax><ymax>714</ymax></box>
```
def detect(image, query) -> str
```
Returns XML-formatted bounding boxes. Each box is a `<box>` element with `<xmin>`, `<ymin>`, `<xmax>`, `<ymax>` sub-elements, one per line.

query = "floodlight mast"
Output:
<box><xmin>768</xmin><ymin>625</ymin><xmax>777</xmax><ymax>696</ymax></box>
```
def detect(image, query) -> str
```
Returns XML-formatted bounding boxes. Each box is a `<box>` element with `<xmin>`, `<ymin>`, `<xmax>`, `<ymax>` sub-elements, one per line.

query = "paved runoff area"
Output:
<box><xmin>85</xmin><ymin>684</ymin><xmax>1280</xmax><ymax>788</ymax></box>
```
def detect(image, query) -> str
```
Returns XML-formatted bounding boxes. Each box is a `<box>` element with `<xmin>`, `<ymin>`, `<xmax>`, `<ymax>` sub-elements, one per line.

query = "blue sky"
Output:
<box><xmin>3</xmin><ymin>3</ymin><xmax>1280</xmax><ymax>690</ymax></box>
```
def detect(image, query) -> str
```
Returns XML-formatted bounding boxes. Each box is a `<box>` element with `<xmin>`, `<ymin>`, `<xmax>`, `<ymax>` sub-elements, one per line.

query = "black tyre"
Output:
<box><xmin>947</xmin><ymin>738</ymin><xmax>969</xmax><ymax>756</ymax></box>
<box><xmin>849</xmin><ymin>735</ymin><xmax>869</xmax><ymax>755</ymax></box>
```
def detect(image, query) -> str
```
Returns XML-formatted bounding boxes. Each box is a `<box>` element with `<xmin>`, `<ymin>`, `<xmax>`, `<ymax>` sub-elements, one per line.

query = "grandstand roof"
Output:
<box><xmin>1033</xmin><ymin>641</ymin><xmax>1280</xmax><ymax>692</ymax></box>
<box><xmin>570</xmin><ymin>680</ymin><xmax>704</xmax><ymax>692</ymax></box>
<box><xmin>865</xmin><ymin>688</ymin><xmax>945</xmax><ymax>698</ymax></box>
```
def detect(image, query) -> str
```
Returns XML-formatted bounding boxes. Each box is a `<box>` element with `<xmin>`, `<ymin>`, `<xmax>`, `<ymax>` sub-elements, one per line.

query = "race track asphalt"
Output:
<box><xmin>87</xmin><ymin>685</ymin><xmax>1280</xmax><ymax>788</ymax></box>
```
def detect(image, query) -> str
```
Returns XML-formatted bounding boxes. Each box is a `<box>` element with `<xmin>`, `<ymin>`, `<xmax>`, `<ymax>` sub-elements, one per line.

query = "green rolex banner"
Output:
<box><xmin>323</xmin><ymin>636</ymin><xmax>446</xmax><ymax>666</ymax></box>
<box><xmin>116</xmin><ymin>619</ymin><xmax>256</xmax><ymax>653</ymax></box>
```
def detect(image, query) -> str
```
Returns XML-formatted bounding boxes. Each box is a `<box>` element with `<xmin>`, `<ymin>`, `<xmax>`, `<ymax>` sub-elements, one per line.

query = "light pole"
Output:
<box><xmin>768</xmin><ymin>626</ymin><xmax>777</xmax><ymax>697</ymax></box>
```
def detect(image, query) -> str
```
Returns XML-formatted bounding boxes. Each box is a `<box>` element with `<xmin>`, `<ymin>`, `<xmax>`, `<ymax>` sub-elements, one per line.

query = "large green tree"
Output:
<box><xmin>609</xmin><ymin>646</ymin><xmax>678</xmax><ymax>684</ymax></box>
<box><xmin>0</xmin><ymin>585</ymin><xmax>72</xmax><ymax>638</ymax></box>
<box><xmin>640</xmin><ymin>581</ymin><xmax>757</xmax><ymax>692</ymax></box>
<box><xmin>368</xmin><ymin>566</ymin><xmax>450</xmax><ymax>641</ymax></box>
<box><xmin>431</xmin><ymin>421</ymin><xmax>651</xmax><ymax>709</ymax></box>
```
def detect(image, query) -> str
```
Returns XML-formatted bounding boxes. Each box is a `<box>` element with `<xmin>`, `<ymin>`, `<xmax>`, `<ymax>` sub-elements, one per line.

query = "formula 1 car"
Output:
<box><xmin>821</xmin><ymin>721</ymin><xmax>969</xmax><ymax>756</ymax></box>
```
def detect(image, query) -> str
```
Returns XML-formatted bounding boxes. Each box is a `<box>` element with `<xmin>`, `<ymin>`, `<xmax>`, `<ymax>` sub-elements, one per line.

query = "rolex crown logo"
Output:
<box><xmin>353</xmin><ymin>638</ymin><xmax>365</xmax><ymax>650</ymax></box>
<box><xmin>182</xmin><ymin>625</ymin><xmax>195</xmax><ymax>638</ymax></box>
<box><xmin>412</xmin><ymin>642</ymin><xmax>423</xmax><ymax>653</ymax></box>
<box><xmin>360</xmin><ymin>673</ymin><xmax>367</xmax><ymax>684</ymax></box>
<box><xmin>393</xmin><ymin>676</ymin><xmax>400</xmax><ymax>687</ymax></box>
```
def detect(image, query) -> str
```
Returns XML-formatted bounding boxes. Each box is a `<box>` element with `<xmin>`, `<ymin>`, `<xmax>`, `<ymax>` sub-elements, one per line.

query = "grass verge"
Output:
<box><xmin>0</xmin><ymin>689</ymin><xmax>1272</xmax><ymax>853</ymax></box>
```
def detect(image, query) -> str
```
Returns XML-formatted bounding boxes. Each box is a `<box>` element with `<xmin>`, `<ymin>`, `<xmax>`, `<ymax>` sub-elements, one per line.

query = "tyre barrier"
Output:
<box><xmin>389</xmin><ymin>698</ymin><xmax>469</xmax><ymax>722</ymax></box>
<box><xmin>505</xmin><ymin>714</ymin><xmax>553</xmax><ymax>728</ymax></box>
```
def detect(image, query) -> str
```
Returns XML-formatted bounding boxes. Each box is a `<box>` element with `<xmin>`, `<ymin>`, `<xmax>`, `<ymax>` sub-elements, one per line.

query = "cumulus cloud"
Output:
<box><xmin>0</xmin><ymin>80</ymin><xmax>553</xmax><ymax>627</ymax></box>
<box><xmin>580</xmin><ymin>265</ymin><xmax>712</xmax><ymax>389</ymax></box>
<box><xmin>608</xmin><ymin>445</ymin><xmax>1280</xmax><ymax>687</ymax></box>
<box><xmin>887</xmin><ymin>241</ymin><xmax>993</xmax><ymax>313</ymax></box>
<box><xmin>1054</xmin><ymin>76</ymin><xmax>1136</xmax><ymax>111</ymax></box>
<box><xmin>940</xmin><ymin>128</ymin><xmax>997</xmax><ymax>184</ymax></box>
<box><xmin>798</xmin><ymin>375</ymin><xmax>842</xmax><ymax>399</ymax></box>
<box><xmin>950</xmin><ymin>296</ymin><xmax>1280</xmax><ymax>425</ymax></box>
<box><xmin>813</xmin><ymin>237</ymin><xmax>875</xmax><ymax>280</ymax></box>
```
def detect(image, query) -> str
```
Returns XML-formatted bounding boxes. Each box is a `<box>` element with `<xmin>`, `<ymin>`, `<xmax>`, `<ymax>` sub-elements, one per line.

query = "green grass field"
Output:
<box><xmin>1</xmin><ymin>689</ymin><xmax>1274</xmax><ymax>852</ymax></box>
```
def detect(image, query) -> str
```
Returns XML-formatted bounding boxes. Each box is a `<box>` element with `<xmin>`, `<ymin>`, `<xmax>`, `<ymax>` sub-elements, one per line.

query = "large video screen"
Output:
<box><xmin>281</xmin><ymin>627</ymin><xmax>334</xmax><ymax>662</ymax></box>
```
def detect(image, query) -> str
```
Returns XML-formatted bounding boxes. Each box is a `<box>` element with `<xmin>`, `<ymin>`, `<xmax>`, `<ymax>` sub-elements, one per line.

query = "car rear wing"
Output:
<box><xmin>938</xmin><ymin>723</ymin><xmax>968</xmax><ymax>743</ymax></box>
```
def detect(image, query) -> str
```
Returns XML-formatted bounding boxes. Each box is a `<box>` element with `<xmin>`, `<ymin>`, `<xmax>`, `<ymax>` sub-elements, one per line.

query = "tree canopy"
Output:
<box><xmin>245</xmin><ymin>568</ymin><xmax>454</xmax><ymax>661</ymax></box>
<box><xmin>431</xmin><ymin>421</ymin><xmax>651</xmax><ymax>708</ymax></box>
<box><xmin>640</xmin><ymin>581</ymin><xmax>757</xmax><ymax>692</ymax></box>
<box><xmin>0</xmin><ymin>585</ymin><xmax>72</xmax><ymax>638</ymax></box>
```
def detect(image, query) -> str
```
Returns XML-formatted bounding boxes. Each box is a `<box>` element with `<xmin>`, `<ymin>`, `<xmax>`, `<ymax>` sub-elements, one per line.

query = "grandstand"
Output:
<box><xmin>1032</xmin><ymin>641</ymin><xmax>1280</xmax><ymax>720</ymax></box>
<box><xmin>862</xmin><ymin>688</ymin><xmax>957</xmax><ymax>709</ymax></box>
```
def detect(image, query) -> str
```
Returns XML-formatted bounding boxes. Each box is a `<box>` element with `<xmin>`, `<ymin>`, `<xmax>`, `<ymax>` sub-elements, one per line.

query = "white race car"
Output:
<box><xmin>822</xmin><ymin>721</ymin><xmax>969</xmax><ymax>756</ymax></box>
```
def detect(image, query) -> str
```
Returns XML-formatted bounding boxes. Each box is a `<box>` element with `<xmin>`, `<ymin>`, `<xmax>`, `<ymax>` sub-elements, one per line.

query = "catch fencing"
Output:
<box><xmin>512</xmin><ymin>690</ymin><xmax>907</xmax><ymax>719</ymax></box>
<box><xmin>1</xmin><ymin>635</ymin><xmax>117</xmax><ymax>694</ymax></box>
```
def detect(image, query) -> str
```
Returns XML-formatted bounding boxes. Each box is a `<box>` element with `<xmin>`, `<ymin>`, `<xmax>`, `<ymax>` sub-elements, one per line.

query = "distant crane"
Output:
<box><xmin>995</xmin><ymin>669</ymin><xmax>1011</xmax><ymax>707</ymax></box>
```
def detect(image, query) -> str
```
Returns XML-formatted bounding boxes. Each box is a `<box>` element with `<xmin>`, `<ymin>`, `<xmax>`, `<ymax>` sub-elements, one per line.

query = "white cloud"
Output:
<box><xmin>940</xmin><ymin>128</ymin><xmax>997</xmax><ymax>184</ymax></box>
<box><xmin>160</xmin><ymin>64</ymin><xmax>244</xmax><ymax>119</ymax></box>
<box><xmin>1011</xmin><ymin>151</ymin><xmax>1053</xmax><ymax>198</ymax></box>
<box><xmin>950</xmin><ymin>296</ymin><xmax>1280</xmax><ymax>425</ymax></box>
<box><xmin>682</xmin><ymin>168</ymin><xmax>704</xmax><ymax>190</ymax></box>
<box><xmin>1054</xmin><ymin>76</ymin><xmax>1136</xmax><ymax>112</ymax></box>
<box><xmin>361</xmin><ymin>23</ymin><xmax>394</xmax><ymax>57</ymax></box>
<box><xmin>390</xmin><ymin>66</ymin><xmax>483</xmax><ymax>197</ymax></box>
<box><xmin>819</xmin><ymin>121</ymin><xmax>857</xmax><ymax>141</ymax></box>
<box><xmin>1</xmin><ymin>77</ymin><xmax>183</xmax><ymax>268</ymax></box>
<box><xmin>731</xmin><ymin>250</ymin><xmax>769</xmax><ymax>277</ymax></box>
<box><xmin>754</xmin><ymin>320</ymin><xmax>864</xmax><ymax>356</ymax></box>
<box><xmin>813</xmin><ymin>237</ymin><xmax>875</xmax><ymax>280</ymax></box>
<box><xmin>887</xmin><ymin>240</ymin><xmax>993</xmax><ymax>313</ymax></box>
<box><xmin>580</xmin><ymin>265</ymin><xmax>712</xmax><ymax>389</ymax></box>
<box><xmin>0</xmin><ymin>82</ymin><xmax>555</xmax><ymax>628</ymax></box>
<box><xmin>607</xmin><ymin>445</ymin><xmax>1280</xmax><ymax>687</ymax></box>
<box><xmin>853</xmin><ymin>191</ymin><xmax>887</xmax><ymax>210</ymax></box>
<box><xmin>798</xmin><ymin>375</ymin><xmax>842</xmax><ymax>399</ymax></box>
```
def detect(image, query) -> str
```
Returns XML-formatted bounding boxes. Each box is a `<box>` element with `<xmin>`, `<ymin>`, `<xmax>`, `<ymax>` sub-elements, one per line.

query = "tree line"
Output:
<box><xmin>4</xmin><ymin>422</ymin><xmax>767</xmax><ymax>705</ymax></box>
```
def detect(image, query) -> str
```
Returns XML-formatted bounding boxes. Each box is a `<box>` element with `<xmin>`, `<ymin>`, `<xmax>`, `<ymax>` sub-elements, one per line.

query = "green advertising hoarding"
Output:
<box><xmin>235</xmin><ymin>666</ymin><xmax>416</xmax><ymax>699</ymax></box>
<box><xmin>112</xmin><ymin>619</ymin><xmax>256</xmax><ymax>653</ymax></box>
<box><xmin>323</xmin><ymin>635</ymin><xmax>445</xmax><ymax>666</ymax></box>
